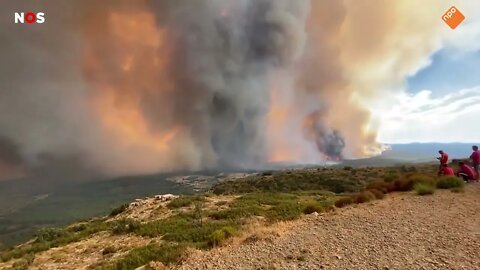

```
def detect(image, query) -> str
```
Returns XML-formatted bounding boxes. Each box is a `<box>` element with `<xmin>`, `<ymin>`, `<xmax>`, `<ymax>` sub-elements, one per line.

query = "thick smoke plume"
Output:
<box><xmin>303</xmin><ymin>111</ymin><xmax>345</xmax><ymax>160</ymax></box>
<box><xmin>0</xmin><ymin>0</ymin><xmax>453</xmax><ymax>180</ymax></box>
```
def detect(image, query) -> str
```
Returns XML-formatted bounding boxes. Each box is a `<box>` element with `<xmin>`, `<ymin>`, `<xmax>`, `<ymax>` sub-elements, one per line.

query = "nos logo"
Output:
<box><xmin>15</xmin><ymin>12</ymin><xmax>45</xmax><ymax>24</ymax></box>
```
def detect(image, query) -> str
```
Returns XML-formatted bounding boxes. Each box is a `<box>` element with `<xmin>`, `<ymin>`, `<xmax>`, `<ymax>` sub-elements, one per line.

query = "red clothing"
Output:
<box><xmin>439</xmin><ymin>153</ymin><xmax>449</xmax><ymax>165</ymax></box>
<box><xmin>470</xmin><ymin>150</ymin><xmax>480</xmax><ymax>164</ymax></box>
<box><xmin>440</xmin><ymin>167</ymin><xmax>455</xmax><ymax>176</ymax></box>
<box><xmin>459</xmin><ymin>164</ymin><xmax>476</xmax><ymax>179</ymax></box>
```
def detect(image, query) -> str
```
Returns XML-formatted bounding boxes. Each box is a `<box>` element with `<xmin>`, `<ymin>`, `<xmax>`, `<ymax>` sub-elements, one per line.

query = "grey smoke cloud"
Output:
<box><xmin>145</xmin><ymin>0</ymin><xmax>311</xmax><ymax>167</ymax></box>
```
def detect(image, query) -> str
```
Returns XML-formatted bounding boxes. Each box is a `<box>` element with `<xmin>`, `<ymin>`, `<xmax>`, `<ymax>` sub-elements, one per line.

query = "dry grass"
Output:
<box><xmin>334</xmin><ymin>197</ymin><xmax>354</xmax><ymax>208</ymax></box>
<box><xmin>367</xmin><ymin>189</ymin><xmax>385</xmax><ymax>199</ymax></box>
<box><xmin>354</xmin><ymin>191</ymin><xmax>376</xmax><ymax>204</ymax></box>
<box><xmin>29</xmin><ymin>232</ymin><xmax>153</xmax><ymax>269</ymax></box>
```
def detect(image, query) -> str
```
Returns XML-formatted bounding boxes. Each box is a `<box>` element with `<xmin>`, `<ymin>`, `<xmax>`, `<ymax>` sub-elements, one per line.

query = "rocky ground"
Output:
<box><xmin>177</xmin><ymin>184</ymin><xmax>480</xmax><ymax>270</ymax></box>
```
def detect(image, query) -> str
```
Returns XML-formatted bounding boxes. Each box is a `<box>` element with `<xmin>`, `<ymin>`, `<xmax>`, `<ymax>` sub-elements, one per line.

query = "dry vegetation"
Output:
<box><xmin>0</xmin><ymin>163</ymin><xmax>467</xmax><ymax>270</ymax></box>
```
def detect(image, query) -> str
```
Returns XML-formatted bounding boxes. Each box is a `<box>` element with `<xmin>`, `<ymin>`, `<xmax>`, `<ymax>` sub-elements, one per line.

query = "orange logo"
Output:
<box><xmin>442</xmin><ymin>6</ymin><xmax>465</xmax><ymax>29</ymax></box>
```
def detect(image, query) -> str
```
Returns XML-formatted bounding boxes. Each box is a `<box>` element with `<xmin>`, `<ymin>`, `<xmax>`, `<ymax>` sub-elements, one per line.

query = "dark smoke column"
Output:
<box><xmin>147</xmin><ymin>0</ymin><xmax>313</xmax><ymax>168</ymax></box>
<box><xmin>303</xmin><ymin>110</ymin><xmax>346</xmax><ymax>160</ymax></box>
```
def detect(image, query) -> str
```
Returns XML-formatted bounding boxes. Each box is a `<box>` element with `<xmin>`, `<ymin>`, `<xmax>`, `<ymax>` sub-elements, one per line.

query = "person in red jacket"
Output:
<box><xmin>437</xmin><ymin>150</ymin><xmax>449</xmax><ymax>170</ymax></box>
<box><xmin>438</xmin><ymin>163</ymin><xmax>455</xmax><ymax>176</ymax></box>
<box><xmin>457</xmin><ymin>161</ymin><xmax>476</xmax><ymax>182</ymax></box>
<box><xmin>470</xmin><ymin>145</ymin><xmax>480</xmax><ymax>180</ymax></box>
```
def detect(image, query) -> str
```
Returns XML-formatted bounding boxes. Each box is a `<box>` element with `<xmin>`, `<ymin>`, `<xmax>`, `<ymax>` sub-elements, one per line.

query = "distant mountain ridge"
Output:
<box><xmin>381</xmin><ymin>143</ymin><xmax>477</xmax><ymax>161</ymax></box>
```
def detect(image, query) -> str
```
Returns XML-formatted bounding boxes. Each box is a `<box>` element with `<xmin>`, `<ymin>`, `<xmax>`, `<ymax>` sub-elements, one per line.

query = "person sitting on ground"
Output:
<box><xmin>437</xmin><ymin>150</ymin><xmax>449</xmax><ymax>170</ymax></box>
<box><xmin>470</xmin><ymin>145</ymin><xmax>480</xmax><ymax>180</ymax></box>
<box><xmin>438</xmin><ymin>163</ymin><xmax>455</xmax><ymax>176</ymax></box>
<box><xmin>457</xmin><ymin>161</ymin><xmax>476</xmax><ymax>182</ymax></box>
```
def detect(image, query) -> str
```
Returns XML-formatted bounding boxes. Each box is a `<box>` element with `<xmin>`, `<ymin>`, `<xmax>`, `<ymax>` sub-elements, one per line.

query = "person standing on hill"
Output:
<box><xmin>470</xmin><ymin>145</ymin><xmax>480</xmax><ymax>180</ymax></box>
<box><xmin>457</xmin><ymin>161</ymin><xmax>476</xmax><ymax>182</ymax></box>
<box><xmin>438</xmin><ymin>163</ymin><xmax>455</xmax><ymax>176</ymax></box>
<box><xmin>437</xmin><ymin>150</ymin><xmax>449</xmax><ymax>170</ymax></box>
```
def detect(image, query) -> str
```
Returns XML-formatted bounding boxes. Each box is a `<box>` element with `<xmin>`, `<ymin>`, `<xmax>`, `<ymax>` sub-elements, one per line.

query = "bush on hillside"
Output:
<box><xmin>354</xmin><ymin>191</ymin><xmax>376</xmax><ymax>204</ymax></box>
<box><xmin>437</xmin><ymin>176</ymin><xmax>465</xmax><ymax>189</ymax></box>
<box><xmin>334</xmin><ymin>197</ymin><xmax>354</xmax><ymax>208</ymax></box>
<box><xmin>101</xmin><ymin>243</ymin><xmax>186</xmax><ymax>270</ymax></box>
<box><xmin>366</xmin><ymin>181</ymin><xmax>394</xmax><ymax>193</ymax></box>
<box><xmin>302</xmin><ymin>202</ymin><xmax>326</xmax><ymax>214</ymax></box>
<box><xmin>109</xmin><ymin>204</ymin><xmax>128</xmax><ymax>217</ymax></box>
<box><xmin>414</xmin><ymin>183</ymin><xmax>435</xmax><ymax>196</ymax></box>
<box><xmin>111</xmin><ymin>219</ymin><xmax>140</xmax><ymax>235</ymax></box>
<box><xmin>208</xmin><ymin>226</ymin><xmax>237</xmax><ymax>247</ymax></box>
<box><xmin>384</xmin><ymin>172</ymin><xmax>400</xmax><ymax>182</ymax></box>
<box><xmin>209</xmin><ymin>205</ymin><xmax>264</xmax><ymax>220</ymax></box>
<box><xmin>265</xmin><ymin>202</ymin><xmax>304</xmax><ymax>222</ymax></box>
<box><xmin>409</xmin><ymin>174</ymin><xmax>436</xmax><ymax>186</ymax></box>
<box><xmin>35</xmin><ymin>228</ymin><xmax>66</xmax><ymax>243</ymax></box>
<box><xmin>167</xmin><ymin>196</ymin><xmax>206</xmax><ymax>209</ymax></box>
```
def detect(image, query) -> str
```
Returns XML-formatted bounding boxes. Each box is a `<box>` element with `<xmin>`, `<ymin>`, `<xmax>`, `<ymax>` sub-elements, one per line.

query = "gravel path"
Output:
<box><xmin>177</xmin><ymin>184</ymin><xmax>480</xmax><ymax>270</ymax></box>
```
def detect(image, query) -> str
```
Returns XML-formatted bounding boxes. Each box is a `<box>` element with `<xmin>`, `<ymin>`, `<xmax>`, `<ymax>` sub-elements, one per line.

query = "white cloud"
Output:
<box><xmin>376</xmin><ymin>86</ymin><xmax>480</xmax><ymax>143</ymax></box>
<box><xmin>372</xmin><ymin>1</ymin><xmax>480</xmax><ymax>145</ymax></box>
<box><xmin>442</xmin><ymin>1</ymin><xmax>480</xmax><ymax>55</ymax></box>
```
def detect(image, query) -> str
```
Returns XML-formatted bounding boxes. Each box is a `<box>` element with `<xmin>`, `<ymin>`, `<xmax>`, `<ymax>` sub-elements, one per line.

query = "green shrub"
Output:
<box><xmin>334</xmin><ymin>197</ymin><xmax>354</xmax><ymax>208</ymax></box>
<box><xmin>209</xmin><ymin>230</ymin><xmax>226</xmax><ymax>247</ymax></box>
<box><xmin>132</xmin><ymin>213</ymin><xmax>239</xmax><ymax>248</ymax></box>
<box><xmin>265</xmin><ymin>202</ymin><xmax>303</xmax><ymax>222</ymax></box>
<box><xmin>109</xmin><ymin>204</ymin><xmax>128</xmax><ymax>217</ymax></box>
<box><xmin>101</xmin><ymin>243</ymin><xmax>186</xmax><ymax>270</ymax></box>
<box><xmin>209</xmin><ymin>206</ymin><xmax>264</xmax><ymax>221</ymax></box>
<box><xmin>384</xmin><ymin>172</ymin><xmax>399</xmax><ymax>182</ymax></box>
<box><xmin>302</xmin><ymin>203</ymin><xmax>324</xmax><ymax>214</ymax></box>
<box><xmin>414</xmin><ymin>183</ymin><xmax>435</xmax><ymax>196</ymax></box>
<box><xmin>211</xmin><ymin>171</ymin><xmax>363</xmax><ymax>195</ymax></box>
<box><xmin>409</xmin><ymin>174</ymin><xmax>436</xmax><ymax>186</ymax></box>
<box><xmin>167</xmin><ymin>196</ymin><xmax>206</xmax><ymax>209</ymax></box>
<box><xmin>208</xmin><ymin>227</ymin><xmax>237</xmax><ymax>247</ymax></box>
<box><xmin>111</xmin><ymin>219</ymin><xmax>140</xmax><ymax>235</ymax></box>
<box><xmin>437</xmin><ymin>176</ymin><xmax>465</xmax><ymax>189</ymax></box>
<box><xmin>35</xmin><ymin>228</ymin><xmax>67</xmax><ymax>243</ymax></box>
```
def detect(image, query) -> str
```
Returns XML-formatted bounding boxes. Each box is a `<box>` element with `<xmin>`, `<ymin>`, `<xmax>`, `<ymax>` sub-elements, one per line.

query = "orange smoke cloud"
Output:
<box><xmin>84</xmin><ymin>9</ymin><xmax>171</xmax><ymax>147</ymax></box>
<box><xmin>80</xmin><ymin>6</ymin><xmax>207</xmax><ymax>175</ymax></box>
<box><xmin>266</xmin><ymin>77</ymin><xmax>299</xmax><ymax>163</ymax></box>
